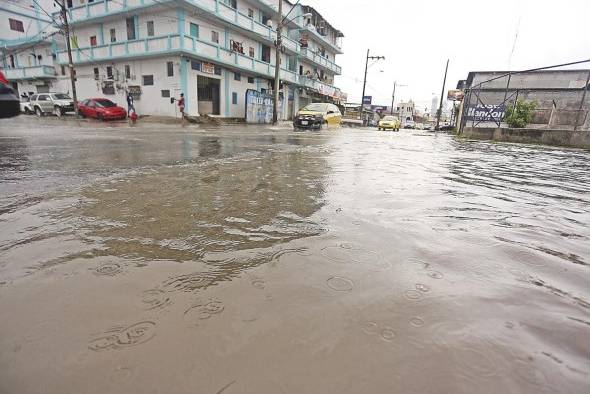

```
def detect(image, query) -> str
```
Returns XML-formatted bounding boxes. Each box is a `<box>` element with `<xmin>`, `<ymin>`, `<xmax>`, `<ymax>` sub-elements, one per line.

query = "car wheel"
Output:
<box><xmin>98</xmin><ymin>113</ymin><xmax>104</xmax><ymax>121</ymax></box>
<box><xmin>35</xmin><ymin>107</ymin><xmax>43</xmax><ymax>117</ymax></box>
<box><xmin>78</xmin><ymin>110</ymin><xmax>85</xmax><ymax>118</ymax></box>
<box><xmin>24</xmin><ymin>108</ymin><xmax>31</xmax><ymax>115</ymax></box>
<box><xmin>54</xmin><ymin>106</ymin><xmax>64</xmax><ymax>117</ymax></box>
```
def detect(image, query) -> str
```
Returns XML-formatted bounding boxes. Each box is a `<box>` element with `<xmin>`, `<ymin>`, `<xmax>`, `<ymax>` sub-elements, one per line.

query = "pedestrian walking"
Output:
<box><xmin>126</xmin><ymin>90</ymin><xmax>135</xmax><ymax>116</ymax></box>
<box><xmin>177</xmin><ymin>93</ymin><xmax>186</xmax><ymax>126</ymax></box>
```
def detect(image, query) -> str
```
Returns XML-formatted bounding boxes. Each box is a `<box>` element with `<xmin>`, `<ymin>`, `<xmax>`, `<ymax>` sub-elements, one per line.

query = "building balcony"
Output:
<box><xmin>54</xmin><ymin>34</ymin><xmax>340</xmax><ymax>92</ymax></box>
<box><xmin>301</xmin><ymin>26</ymin><xmax>343</xmax><ymax>55</ymax></box>
<box><xmin>300</xmin><ymin>48</ymin><xmax>341</xmax><ymax>75</ymax></box>
<box><xmin>300</xmin><ymin>76</ymin><xmax>343</xmax><ymax>100</ymax></box>
<box><xmin>1</xmin><ymin>65</ymin><xmax>56</xmax><ymax>80</ymax></box>
<box><xmin>56</xmin><ymin>0</ymin><xmax>339</xmax><ymax>75</ymax></box>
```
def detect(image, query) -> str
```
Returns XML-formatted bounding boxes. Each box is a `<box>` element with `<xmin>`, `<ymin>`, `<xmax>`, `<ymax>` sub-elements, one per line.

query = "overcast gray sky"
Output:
<box><xmin>303</xmin><ymin>0</ymin><xmax>590</xmax><ymax>111</ymax></box>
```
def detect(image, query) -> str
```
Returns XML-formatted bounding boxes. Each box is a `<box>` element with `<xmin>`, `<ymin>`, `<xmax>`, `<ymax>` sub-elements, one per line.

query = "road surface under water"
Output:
<box><xmin>0</xmin><ymin>116</ymin><xmax>589</xmax><ymax>393</ymax></box>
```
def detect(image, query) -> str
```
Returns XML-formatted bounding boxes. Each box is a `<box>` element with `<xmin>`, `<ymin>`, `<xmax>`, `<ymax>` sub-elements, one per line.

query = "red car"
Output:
<box><xmin>78</xmin><ymin>98</ymin><xmax>127</xmax><ymax>120</ymax></box>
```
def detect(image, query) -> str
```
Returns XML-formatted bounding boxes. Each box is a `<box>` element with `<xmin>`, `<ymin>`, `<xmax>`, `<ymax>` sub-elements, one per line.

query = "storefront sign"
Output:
<box><xmin>447</xmin><ymin>89</ymin><xmax>465</xmax><ymax>101</ymax></box>
<box><xmin>202</xmin><ymin>62</ymin><xmax>215</xmax><ymax>74</ymax></box>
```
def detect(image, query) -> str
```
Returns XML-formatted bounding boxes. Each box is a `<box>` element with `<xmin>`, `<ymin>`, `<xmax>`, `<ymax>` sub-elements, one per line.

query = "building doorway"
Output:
<box><xmin>197</xmin><ymin>75</ymin><xmax>220</xmax><ymax>115</ymax></box>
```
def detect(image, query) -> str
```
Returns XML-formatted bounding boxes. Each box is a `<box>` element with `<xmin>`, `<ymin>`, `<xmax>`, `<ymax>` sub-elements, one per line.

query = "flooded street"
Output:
<box><xmin>1</xmin><ymin>116</ymin><xmax>589</xmax><ymax>393</ymax></box>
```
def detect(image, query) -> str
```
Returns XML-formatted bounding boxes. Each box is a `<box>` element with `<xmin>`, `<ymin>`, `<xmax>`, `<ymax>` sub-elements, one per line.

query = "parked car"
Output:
<box><xmin>30</xmin><ymin>93</ymin><xmax>75</xmax><ymax>116</ymax></box>
<box><xmin>378</xmin><ymin>115</ymin><xmax>400</xmax><ymax>131</ymax></box>
<box><xmin>0</xmin><ymin>71</ymin><xmax>20</xmax><ymax>118</ymax></box>
<box><xmin>20</xmin><ymin>97</ymin><xmax>33</xmax><ymax>114</ymax></box>
<box><xmin>423</xmin><ymin>123</ymin><xmax>433</xmax><ymax>131</ymax></box>
<box><xmin>293</xmin><ymin>103</ymin><xmax>342</xmax><ymax>130</ymax></box>
<box><xmin>78</xmin><ymin>98</ymin><xmax>127</xmax><ymax>120</ymax></box>
<box><xmin>402</xmin><ymin>120</ymin><xmax>415</xmax><ymax>129</ymax></box>
<box><xmin>415</xmin><ymin>123</ymin><xmax>424</xmax><ymax>130</ymax></box>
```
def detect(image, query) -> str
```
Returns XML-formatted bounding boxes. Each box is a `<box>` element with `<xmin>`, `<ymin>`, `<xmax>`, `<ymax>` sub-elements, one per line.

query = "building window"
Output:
<box><xmin>90</xmin><ymin>36</ymin><xmax>97</xmax><ymax>46</ymax></box>
<box><xmin>142</xmin><ymin>75</ymin><xmax>154</xmax><ymax>86</ymax></box>
<box><xmin>126</xmin><ymin>17</ymin><xmax>136</xmax><ymax>40</ymax></box>
<box><xmin>211</xmin><ymin>30</ymin><xmax>219</xmax><ymax>44</ymax></box>
<box><xmin>147</xmin><ymin>21</ymin><xmax>154</xmax><ymax>37</ymax></box>
<box><xmin>190</xmin><ymin>23</ymin><xmax>199</xmax><ymax>38</ymax></box>
<box><xmin>102</xmin><ymin>81</ymin><xmax>115</xmax><ymax>95</ymax></box>
<box><xmin>223</xmin><ymin>0</ymin><xmax>237</xmax><ymax>9</ymax></box>
<box><xmin>106</xmin><ymin>66</ymin><xmax>113</xmax><ymax>79</ymax></box>
<box><xmin>248</xmin><ymin>76</ymin><xmax>254</xmax><ymax>84</ymax></box>
<box><xmin>166</xmin><ymin>61</ymin><xmax>174</xmax><ymax>77</ymax></box>
<box><xmin>214</xmin><ymin>66</ymin><xmax>221</xmax><ymax>75</ymax></box>
<box><xmin>234</xmin><ymin>72</ymin><xmax>241</xmax><ymax>81</ymax></box>
<box><xmin>249</xmin><ymin>46</ymin><xmax>255</xmax><ymax>57</ymax></box>
<box><xmin>9</xmin><ymin>18</ymin><xmax>24</xmax><ymax>32</ymax></box>
<box><xmin>125</xmin><ymin>65</ymin><xmax>131</xmax><ymax>79</ymax></box>
<box><xmin>61</xmin><ymin>65</ymin><xmax>66</xmax><ymax>75</ymax></box>
<box><xmin>191</xmin><ymin>60</ymin><xmax>201</xmax><ymax>70</ymax></box>
<box><xmin>93</xmin><ymin>67</ymin><xmax>99</xmax><ymax>80</ymax></box>
<box><xmin>232</xmin><ymin>92</ymin><xmax>238</xmax><ymax>105</ymax></box>
<box><xmin>161</xmin><ymin>90</ymin><xmax>170</xmax><ymax>98</ymax></box>
<box><xmin>261</xmin><ymin>44</ymin><xmax>271</xmax><ymax>63</ymax></box>
<box><xmin>248</xmin><ymin>8</ymin><xmax>254</xmax><ymax>18</ymax></box>
<box><xmin>109</xmin><ymin>28</ymin><xmax>116</xmax><ymax>42</ymax></box>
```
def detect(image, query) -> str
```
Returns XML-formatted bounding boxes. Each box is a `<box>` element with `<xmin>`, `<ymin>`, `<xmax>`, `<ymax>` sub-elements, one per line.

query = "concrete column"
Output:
<box><xmin>583</xmin><ymin>109</ymin><xmax>590</xmax><ymax>131</ymax></box>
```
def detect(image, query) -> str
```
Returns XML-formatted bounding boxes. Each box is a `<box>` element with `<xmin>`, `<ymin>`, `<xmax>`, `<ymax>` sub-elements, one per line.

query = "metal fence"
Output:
<box><xmin>459</xmin><ymin>59</ymin><xmax>590</xmax><ymax>133</ymax></box>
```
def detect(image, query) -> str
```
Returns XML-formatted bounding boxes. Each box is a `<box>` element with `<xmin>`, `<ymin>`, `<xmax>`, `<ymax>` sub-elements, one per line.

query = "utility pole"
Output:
<box><xmin>435</xmin><ymin>59</ymin><xmax>449</xmax><ymax>131</ymax></box>
<box><xmin>272</xmin><ymin>0</ymin><xmax>283</xmax><ymax>125</ymax></box>
<box><xmin>360</xmin><ymin>49</ymin><xmax>385</xmax><ymax>120</ymax></box>
<box><xmin>57</xmin><ymin>0</ymin><xmax>78</xmax><ymax>114</ymax></box>
<box><xmin>390</xmin><ymin>81</ymin><xmax>396</xmax><ymax>115</ymax></box>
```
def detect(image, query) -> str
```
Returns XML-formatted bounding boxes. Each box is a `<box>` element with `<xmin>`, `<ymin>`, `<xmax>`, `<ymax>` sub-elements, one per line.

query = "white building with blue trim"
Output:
<box><xmin>1</xmin><ymin>0</ymin><xmax>345</xmax><ymax>119</ymax></box>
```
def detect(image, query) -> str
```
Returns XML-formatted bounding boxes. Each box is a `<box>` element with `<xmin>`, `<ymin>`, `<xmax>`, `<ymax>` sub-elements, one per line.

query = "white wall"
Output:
<box><xmin>69</xmin><ymin>10</ymin><xmax>178</xmax><ymax>46</ymax></box>
<box><xmin>71</xmin><ymin>55</ymin><xmax>181</xmax><ymax>117</ymax></box>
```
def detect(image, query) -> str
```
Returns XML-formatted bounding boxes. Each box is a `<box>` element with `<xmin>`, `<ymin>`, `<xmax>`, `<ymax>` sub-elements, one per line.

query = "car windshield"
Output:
<box><xmin>302</xmin><ymin>103</ymin><xmax>328</xmax><ymax>112</ymax></box>
<box><xmin>51</xmin><ymin>93</ymin><xmax>71</xmax><ymax>100</ymax></box>
<box><xmin>95</xmin><ymin>99</ymin><xmax>116</xmax><ymax>108</ymax></box>
<box><xmin>382</xmin><ymin>116</ymin><xmax>397</xmax><ymax>121</ymax></box>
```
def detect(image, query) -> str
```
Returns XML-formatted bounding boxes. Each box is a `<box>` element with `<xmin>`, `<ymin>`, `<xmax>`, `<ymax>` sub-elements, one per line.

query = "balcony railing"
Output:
<box><xmin>300</xmin><ymin>76</ymin><xmax>342</xmax><ymax>99</ymax></box>
<box><xmin>56</xmin><ymin>0</ymin><xmax>338</xmax><ymax>74</ymax></box>
<box><xmin>54</xmin><ymin>34</ymin><xmax>306</xmax><ymax>86</ymax></box>
<box><xmin>300</xmin><ymin>48</ymin><xmax>341</xmax><ymax>75</ymax></box>
<box><xmin>1</xmin><ymin>65</ymin><xmax>56</xmax><ymax>80</ymax></box>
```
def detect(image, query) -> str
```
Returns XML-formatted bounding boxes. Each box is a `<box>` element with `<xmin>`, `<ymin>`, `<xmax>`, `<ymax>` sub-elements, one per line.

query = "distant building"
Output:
<box><xmin>430</xmin><ymin>96</ymin><xmax>438</xmax><ymax>119</ymax></box>
<box><xmin>395</xmin><ymin>100</ymin><xmax>414</xmax><ymax>122</ymax></box>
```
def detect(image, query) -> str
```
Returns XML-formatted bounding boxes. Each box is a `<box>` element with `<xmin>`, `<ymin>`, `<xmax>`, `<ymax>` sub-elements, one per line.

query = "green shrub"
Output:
<box><xmin>504</xmin><ymin>99</ymin><xmax>537</xmax><ymax>128</ymax></box>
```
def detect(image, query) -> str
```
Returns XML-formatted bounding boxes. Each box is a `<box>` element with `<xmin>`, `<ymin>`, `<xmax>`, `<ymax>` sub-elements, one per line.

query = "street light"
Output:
<box><xmin>360</xmin><ymin>49</ymin><xmax>385</xmax><ymax>121</ymax></box>
<box><xmin>272</xmin><ymin>0</ymin><xmax>311</xmax><ymax>125</ymax></box>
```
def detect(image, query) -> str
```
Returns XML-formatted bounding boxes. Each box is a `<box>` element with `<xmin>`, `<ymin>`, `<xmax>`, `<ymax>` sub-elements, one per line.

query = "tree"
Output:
<box><xmin>504</xmin><ymin>99</ymin><xmax>537</xmax><ymax>128</ymax></box>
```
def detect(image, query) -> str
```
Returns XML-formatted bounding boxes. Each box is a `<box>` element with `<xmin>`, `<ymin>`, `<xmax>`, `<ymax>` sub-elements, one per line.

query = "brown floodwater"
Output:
<box><xmin>0</xmin><ymin>116</ymin><xmax>589</xmax><ymax>393</ymax></box>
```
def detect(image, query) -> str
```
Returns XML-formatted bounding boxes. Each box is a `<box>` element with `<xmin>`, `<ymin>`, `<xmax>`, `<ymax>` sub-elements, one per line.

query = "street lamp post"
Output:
<box><xmin>360</xmin><ymin>49</ymin><xmax>385</xmax><ymax>121</ymax></box>
<box><xmin>272</xmin><ymin>0</ymin><xmax>310</xmax><ymax>125</ymax></box>
<box><xmin>390</xmin><ymin>81</ymin><xmax>407</xmax><ymax>115</ymax></box>
<box><xmin>56</xmin><ymin>0</ymin><xmax>78</xmax><ymax>114</ymax></box>
<box><xmin>435</xmin><ymin>59</ymin><xmax>449</xmax><ymax>131</ymax></box>
<box><xmin>272</xmin><ymin>0</ymin><xmax>284</xmax><ymax>125</ymax></box>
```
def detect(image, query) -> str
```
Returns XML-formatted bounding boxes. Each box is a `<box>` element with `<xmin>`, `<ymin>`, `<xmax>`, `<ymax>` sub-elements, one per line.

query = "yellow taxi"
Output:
<box><xmin>378</xmin><ymin>115</ymin><xmax>401</xmax><ymax>131</ymax></box>
<box><xmin>293</xmin><ymin>103</ymin><xmax>342</xmax><ymax>130</ymax></box>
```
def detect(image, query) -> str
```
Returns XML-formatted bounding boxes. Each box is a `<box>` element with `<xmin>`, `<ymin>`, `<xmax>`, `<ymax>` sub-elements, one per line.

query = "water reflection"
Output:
<box><xmin>66</xmin><ymin>140</ymin><xmax>328</xmax><ymax>269</ymax></box>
